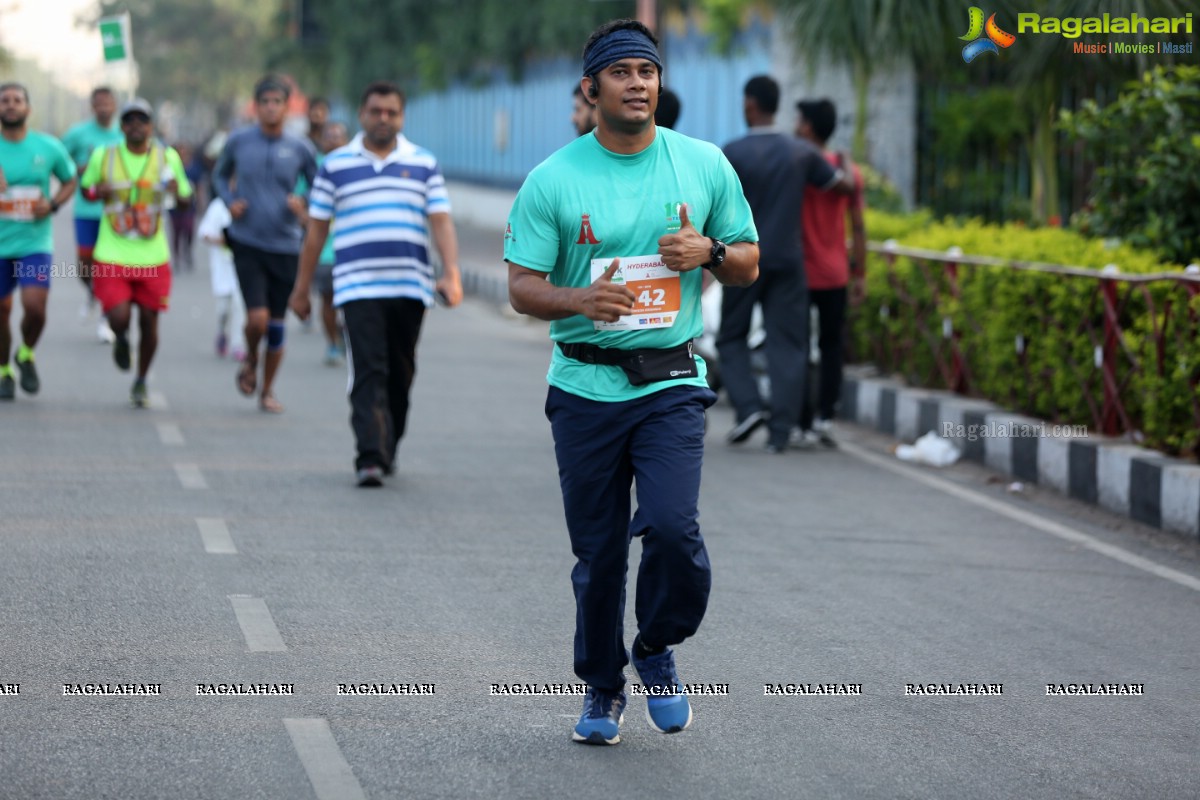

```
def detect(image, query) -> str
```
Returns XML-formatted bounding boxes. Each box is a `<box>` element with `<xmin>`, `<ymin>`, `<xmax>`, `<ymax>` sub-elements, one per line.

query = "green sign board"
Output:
<box><xmin>99</xmin><ymin>17</ymin><xmax>128</xmax><ymax>63</ymax></box>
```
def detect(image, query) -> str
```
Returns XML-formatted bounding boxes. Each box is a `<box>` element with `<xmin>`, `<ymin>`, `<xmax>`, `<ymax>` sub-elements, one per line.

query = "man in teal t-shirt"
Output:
<box><xmin>61</xmin><ymin>86</ymin><xmax>122</xmax><ymax>333</ymax></box>
<box><xmin>0</xmin><ymin>82</ymin><xmax>77</xmax><ymax>400</ymax></box>
<box><xmin>505</xmin><ymin>19</ymin><xmax>759</xmax><ymax>747</ymax></box>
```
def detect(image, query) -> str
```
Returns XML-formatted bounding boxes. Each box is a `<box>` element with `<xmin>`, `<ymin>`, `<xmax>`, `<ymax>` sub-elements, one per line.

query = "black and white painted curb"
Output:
<box><xmin>461</xmin><ymin>265</ymin><xmax>509</xmax><ymax>308</ymax></box>
<box><xmin>842</xmin><ymin>367</ymin><xmax>1200</xmax><ymax>542</ymax></box>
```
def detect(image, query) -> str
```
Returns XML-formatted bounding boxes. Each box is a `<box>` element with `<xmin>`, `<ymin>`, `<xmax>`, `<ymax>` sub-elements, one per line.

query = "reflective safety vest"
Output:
<box><xmin>101</xmin><ymin>143</ymin><xmax>166</xmax><ymax>239</ymax></box>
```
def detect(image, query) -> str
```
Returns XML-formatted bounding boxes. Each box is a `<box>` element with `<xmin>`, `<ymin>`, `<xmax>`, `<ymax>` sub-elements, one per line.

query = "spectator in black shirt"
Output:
<box><xmin>718</xmin><ymin>75</ymin><xmax>855</xmax><ymax>452</ymax></box>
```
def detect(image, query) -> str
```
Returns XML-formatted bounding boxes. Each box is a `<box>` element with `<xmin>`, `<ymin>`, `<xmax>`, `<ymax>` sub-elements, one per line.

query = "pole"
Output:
<box><xmin>637</xmin><ymin>0</ymin><xmax>656</xmax><ymax>33</ymax></box>
<box><xmin>124</xmin><ymin>12</ymin><xmax>137</xmax><ymax>101</ymax></box>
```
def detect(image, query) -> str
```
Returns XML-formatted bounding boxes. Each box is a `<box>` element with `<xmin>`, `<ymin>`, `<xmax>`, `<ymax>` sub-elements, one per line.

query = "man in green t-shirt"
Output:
<box><xmin>0</xmin><ymin>83</ymin><xmax>77</xmax><ymax>401</ymax></box>
<box><xmin>80</xmin><ymin>98</ymin><xmax>192</xmax><ymax>408</ymax></box>
<box><xmin>61</xmin><ymin>86</ymin><xmax>122</xmax><ymax>340</ymax></box>
<box><xmin>505</xmin><ymin>18</ymin><xmax>759</xmax><ymax>746</ymax></box>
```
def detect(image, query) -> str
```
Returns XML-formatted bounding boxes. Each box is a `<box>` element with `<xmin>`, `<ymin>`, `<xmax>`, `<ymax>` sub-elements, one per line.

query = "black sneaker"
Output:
<box><xmin>0</xmin><ymin>373</ymin><xmax>14</xmax><ymax>400</ymax></box>
<box><xmin>726</xmin><ymin>410</ymin><xmax>768</xmax><ymax>444</ymax></box>
<box><xmin>113</xmin><ymin>335</ymin><xmax>131</xmax><ymax>372</ymax></box>
<box><xmin>15</xmin><ymin>355</ymin><xmax>38</xmax><ymax>395</ymax></box>
<box><xmin>356</xmin><ymin>465</ymin><xmax>385</xmax><ymax>488</ymax></box>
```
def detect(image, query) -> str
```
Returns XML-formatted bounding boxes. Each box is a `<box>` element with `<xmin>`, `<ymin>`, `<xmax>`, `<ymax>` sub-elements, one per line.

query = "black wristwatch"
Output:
<box><xmin>49</xmin><ymin>200</ymin><xmax>61</xmax><ymax>214</ymax></box>
<box><xmin>703</xmin><ymin>238</ymin><xmax>726</xmax><ymax>270</ymax></box>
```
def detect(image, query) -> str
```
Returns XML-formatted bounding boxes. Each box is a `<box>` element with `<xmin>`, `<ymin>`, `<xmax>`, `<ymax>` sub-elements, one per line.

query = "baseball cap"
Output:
<box><xmin>119</xmin><ymin>98</ymin><xmax>154</xmax><ymax>120</ymax></box>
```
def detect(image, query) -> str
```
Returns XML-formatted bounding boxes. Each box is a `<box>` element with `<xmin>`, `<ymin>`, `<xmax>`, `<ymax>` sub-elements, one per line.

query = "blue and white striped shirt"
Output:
<box><xmin>308</xmin><ymin>133</ymin><xmax>451</xmax><ymax>307</ymax></box>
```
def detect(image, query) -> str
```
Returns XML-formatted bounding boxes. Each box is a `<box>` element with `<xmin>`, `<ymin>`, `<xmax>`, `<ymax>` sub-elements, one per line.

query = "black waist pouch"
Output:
<box><xmin>557</xmin><ymin>341</ymin><xmax>698</xmax><ymax>387</ymax></box>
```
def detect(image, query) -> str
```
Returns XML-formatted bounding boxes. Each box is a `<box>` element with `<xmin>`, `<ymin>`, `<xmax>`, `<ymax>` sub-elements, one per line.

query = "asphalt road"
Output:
<box><xmin>0</xmin><ymin>215</ymin><xmax>1197</xmax><ymax>799</ymax></box>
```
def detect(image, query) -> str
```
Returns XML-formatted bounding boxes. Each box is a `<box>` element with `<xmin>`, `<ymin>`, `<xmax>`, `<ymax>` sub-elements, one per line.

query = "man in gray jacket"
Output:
<box><xmin>214</xmin><ymin>75</ymin><xmax>318</xmax><ymax>413</ymax></box>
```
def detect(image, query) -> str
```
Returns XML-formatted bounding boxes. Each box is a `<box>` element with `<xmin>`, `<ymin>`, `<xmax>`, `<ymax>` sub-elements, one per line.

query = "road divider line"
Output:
<box><xmin>173</xmin><ymin>463</ymin><xmax>208</xmax><ymax>490</ymax></box>
<box><xmin>156</xmin><ymin>422</ymin><xmax>185</xmax><ymax>446</ymax></box>
<box><xmin>196</xmin><ymin>518</ymin><xmax>237</xmax><ymax>554</ymax></box>
<box><xmin>840</xmin><ymin>440</ymin><xmax>1200</xmax><ymax>593</ymax></box>
<box><xmin>229</xmin><ymin>596</ymin><xmax>287</xmax><ymax>652</ymax></box>
<box><xmin>149</xmin><ymin>391</ymin><xmax>169</xmax><ymax>410</ymax></box>
<box><xmin>284</xmin><ymin>718</ymin><xmax>367</xmax><ymax>800</ymax></box>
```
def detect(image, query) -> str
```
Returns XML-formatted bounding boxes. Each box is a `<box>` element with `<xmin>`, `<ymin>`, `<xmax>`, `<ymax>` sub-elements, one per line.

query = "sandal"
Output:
<box><xmin>259</xmin><ymin>393</ymin><xmax>284</xmax><ymax>414</ymax></box>
<box><xmin>236</xmin><ymin>360</ymin><xmax>257</xmax><ymax>396</ymax></box>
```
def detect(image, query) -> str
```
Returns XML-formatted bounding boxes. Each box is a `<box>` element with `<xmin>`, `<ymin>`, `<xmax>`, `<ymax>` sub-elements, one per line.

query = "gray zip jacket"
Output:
<box><xmin>213</xmin><ymin>125</ymin><xmax>318</xmax><ymax>255</ymax></box>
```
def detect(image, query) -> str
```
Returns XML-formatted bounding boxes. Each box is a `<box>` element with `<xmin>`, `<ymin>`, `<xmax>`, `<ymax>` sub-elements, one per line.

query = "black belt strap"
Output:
<box><xmin>557</xmin><ymin>340</ymin><xmax>693</xmax><ymax>366</ymax></box>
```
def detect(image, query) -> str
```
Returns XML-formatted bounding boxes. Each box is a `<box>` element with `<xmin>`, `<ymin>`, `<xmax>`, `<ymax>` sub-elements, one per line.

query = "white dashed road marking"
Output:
<box><xmin>284</xmin><ymin>718</ymin><xmax>367</xmax><ymax>800</ymax></box>
<box><xmin>173</xmin><ymin>463</ymin><xmax>208</xmax><ymax>490</ymax></box>
<box><xmin>196</xmin><ymin>518</ymin><xmax>237</xmax><ymax>554</ymax></box>
<box><xmin>228</xmin><ymin>595</ymin><xmax>287</xmax><ymax>652</ymax></box>
<box><xmin>156</xmin><ymin>422</ymin><xmax>185</xmax><ymax>446</ymax></box>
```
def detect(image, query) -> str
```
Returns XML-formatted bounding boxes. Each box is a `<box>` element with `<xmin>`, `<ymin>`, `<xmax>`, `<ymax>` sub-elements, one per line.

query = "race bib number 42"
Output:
<box><xmin>591</xmin><ymin>255</ymin><xmax>681</xmax><ymax>331</ymax></box>
<box><xmin>0</xmin><ymin>187</ymin><xmax>42</xmax><ymax>221</ymax></box>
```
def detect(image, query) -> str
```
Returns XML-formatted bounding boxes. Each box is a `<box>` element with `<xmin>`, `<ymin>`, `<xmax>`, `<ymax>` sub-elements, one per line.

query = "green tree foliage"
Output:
<box><xmin>1061</xmin><ymin>65</ymin><xmax>1200</xmax><ymax>266</ymax></box>
<box><xmin>768</xmin><ymin>0</ymin><xmax>966</xmax><ymax>162</ymax></box>
<box><xmin>284</xmin><ymin>0</ymin><xmax>638</xmax><ymax>97</ymax></box>
<box><xmin>998</xmin><ymin>0</ymin><xmax>1193</xmax><ymax>225</ymax></box>
<box><xmin>79</xmin><ymin>0</ymin><xmax>275</xmax><ymax>106</ymax></box>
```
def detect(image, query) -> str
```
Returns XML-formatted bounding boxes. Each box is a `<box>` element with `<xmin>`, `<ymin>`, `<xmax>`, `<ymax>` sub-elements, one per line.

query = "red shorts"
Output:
<box><xmin>92</xmin><ymin>263</ymin><xmax>172</xmax><ymax>313</ymax></box>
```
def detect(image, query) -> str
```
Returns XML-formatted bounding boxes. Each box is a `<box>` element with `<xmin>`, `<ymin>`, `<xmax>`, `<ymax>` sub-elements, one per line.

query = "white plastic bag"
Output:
<box><xmin>895</xmin><ymin>431</ymin><xmax>961</xmax><ymax>467</ymax></box>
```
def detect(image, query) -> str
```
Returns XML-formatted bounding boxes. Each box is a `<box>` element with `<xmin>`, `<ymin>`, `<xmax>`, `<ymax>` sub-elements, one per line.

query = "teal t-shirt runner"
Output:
<box><xmin>504</xmin><ymin>127</ymin><xmax>757</xmax><ymax>403</ymax></box>
<box><xmin>0</xmin><ymin>131</ymin><xmax>76</xmax><ymax>258</ymax></box>
<box><xmin>61</xmin><ymin>118</ymin><xmax>123</xmax><ymax>219</ymax></box>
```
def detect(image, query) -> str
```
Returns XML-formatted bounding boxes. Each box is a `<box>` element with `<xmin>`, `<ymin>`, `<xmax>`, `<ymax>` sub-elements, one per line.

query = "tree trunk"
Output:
<box><xmin>852</xmin><ymin>58</ymin><xmax>871</xmax><ymax>163</ymax></box>
<box><xmin>1028</xmin><ymin>80</ymin><xmax>1060</xmax><ymax>225</ymax></box>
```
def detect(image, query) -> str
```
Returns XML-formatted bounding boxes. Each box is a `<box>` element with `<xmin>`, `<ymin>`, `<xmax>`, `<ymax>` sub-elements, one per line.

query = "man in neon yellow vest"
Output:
<box><xmin>80</xmin><ymin>99</ymin><xmax>192</xmax><ymax>408</ymax></box>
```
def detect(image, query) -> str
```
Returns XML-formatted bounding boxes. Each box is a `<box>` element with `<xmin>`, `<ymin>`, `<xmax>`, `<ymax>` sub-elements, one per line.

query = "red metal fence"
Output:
<box><xmin>860</xmin><ymin>242</ymin><xmax>1200</xmax><ymax>455</ymax></box>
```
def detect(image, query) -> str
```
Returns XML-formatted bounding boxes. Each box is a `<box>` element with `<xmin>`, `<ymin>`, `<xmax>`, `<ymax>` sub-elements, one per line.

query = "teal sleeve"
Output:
<box><xmin>503</xmin><ymin>174</ymin><xmax>558</xmax><ymax>274</ymax></box>
<box><xmin>61</xmin><ymin>128</ymin><xmax>81</xmax><ymax>165</ymax></box>
<box><xmin>52</xmin><ymin>139</ymin><xmax>76</xmax><ymax>183</ymax></box>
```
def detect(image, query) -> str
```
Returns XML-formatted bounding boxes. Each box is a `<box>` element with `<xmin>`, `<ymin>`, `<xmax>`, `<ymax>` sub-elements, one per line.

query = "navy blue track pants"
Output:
<box><xmin>545</xmin><ymin>383</ymin><xmax>717</xmax><ymax>691</ymax></box>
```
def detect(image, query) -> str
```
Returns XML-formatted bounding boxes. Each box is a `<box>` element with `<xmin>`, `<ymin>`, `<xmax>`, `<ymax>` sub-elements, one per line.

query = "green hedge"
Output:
<box><xmin>854</xmin><ymin>211</ymin><xmax>1199</xmax><ymax>457</ymax></box>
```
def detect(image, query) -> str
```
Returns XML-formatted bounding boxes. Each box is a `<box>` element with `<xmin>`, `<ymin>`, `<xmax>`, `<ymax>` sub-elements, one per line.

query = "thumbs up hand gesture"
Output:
<box><xmin>578</xmin><ymin>258</ymin><xmax>636</xmax><ymax>322</ymax></box>
<box><xmin>657</xmin><ymin>203</ymin><xmax>710</xmax><ymax>272</ymax></box>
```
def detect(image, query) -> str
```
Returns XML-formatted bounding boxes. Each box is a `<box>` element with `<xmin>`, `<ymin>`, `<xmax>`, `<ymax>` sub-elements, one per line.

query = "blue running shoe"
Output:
<box><xmin>572</xmin><ymin>687</ymin><xmax>626</xmax><ymax>745</ymax></box>
<box><xmin>632</xmin><ymin>643</ymin><xmax>693</xmax><ymax>734</ymax></box>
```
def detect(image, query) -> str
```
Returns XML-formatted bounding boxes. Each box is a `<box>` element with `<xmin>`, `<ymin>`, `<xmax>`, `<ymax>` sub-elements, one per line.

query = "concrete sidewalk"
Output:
<box><xmin>448</xmin><ymin>179</ymin><xmax>1200</xmax><ymax>544</ymax></box>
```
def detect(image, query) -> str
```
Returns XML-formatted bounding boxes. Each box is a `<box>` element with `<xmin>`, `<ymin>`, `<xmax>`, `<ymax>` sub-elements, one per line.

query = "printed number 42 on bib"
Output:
<box><xmin>591</xmin><ymin>255</ymin><xmax>681</xmax><ymax>331</ymax></box>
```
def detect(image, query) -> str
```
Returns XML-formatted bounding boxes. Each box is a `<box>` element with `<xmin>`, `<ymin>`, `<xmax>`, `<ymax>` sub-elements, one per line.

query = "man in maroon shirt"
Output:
<box><xmin>796</xmin><ymin>98</ymin><xmax>866</xmax><ymax>448</ymax></box>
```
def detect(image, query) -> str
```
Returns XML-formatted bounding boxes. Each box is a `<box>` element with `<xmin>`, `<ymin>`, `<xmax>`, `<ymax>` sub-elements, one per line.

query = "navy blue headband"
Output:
<box><xmin>583</xmin><ymin>29</ymin><xmax>663</xmax><ymax>78</ymax></box>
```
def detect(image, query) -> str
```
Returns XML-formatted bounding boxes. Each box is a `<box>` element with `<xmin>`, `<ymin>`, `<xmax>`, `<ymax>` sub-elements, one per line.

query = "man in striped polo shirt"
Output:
<box><xmin>290</xmin><ymin>81</ymin><xmax>463</xmax><ymax>487</ymax></box>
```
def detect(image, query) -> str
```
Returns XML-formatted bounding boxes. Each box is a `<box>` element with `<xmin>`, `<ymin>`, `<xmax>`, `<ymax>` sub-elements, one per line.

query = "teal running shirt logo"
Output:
<box><xmin>664</xmin><ymin>202</ymin><xmax>683</xmax><ymax>233</ymax></box>
<box><xmin>960</xmin><ymin>7</ymin><xmax>1016</xmax><ymax>62</ymax></box>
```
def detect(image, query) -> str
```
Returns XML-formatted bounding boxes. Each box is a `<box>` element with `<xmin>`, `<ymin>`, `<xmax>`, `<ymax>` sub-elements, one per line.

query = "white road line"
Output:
<box><xmin>228</xmin><ymin>596</ymin><xmax>287</xmax><ymax>652</ymax></box>
<box><xmin>196</xmin><ymin>518</ymin><xmax>237</xmax><ymax>555</ymax></box>
<box><xmin>156</xmin><ymin>422</ymin><xmax>185</xmax><ymax>446</ymax></box>
<box><xmin>149</xmin><ymin>391</ymin><xmax>169</xmax><ymax>410</ymax></box>
<box><xmin>284</xmin><ymin>718</ymin><xmax>367</xmax><ymax>800</ymax></box>
<box><xmin>840</xmin><ymin>441</ymin><xmax>1200</xmax><ymax>593</ymax></box>
<box><xmin>173</xmin><ymin>463</ymin><xmax>208</xmax><ymax>490</ymax></box>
